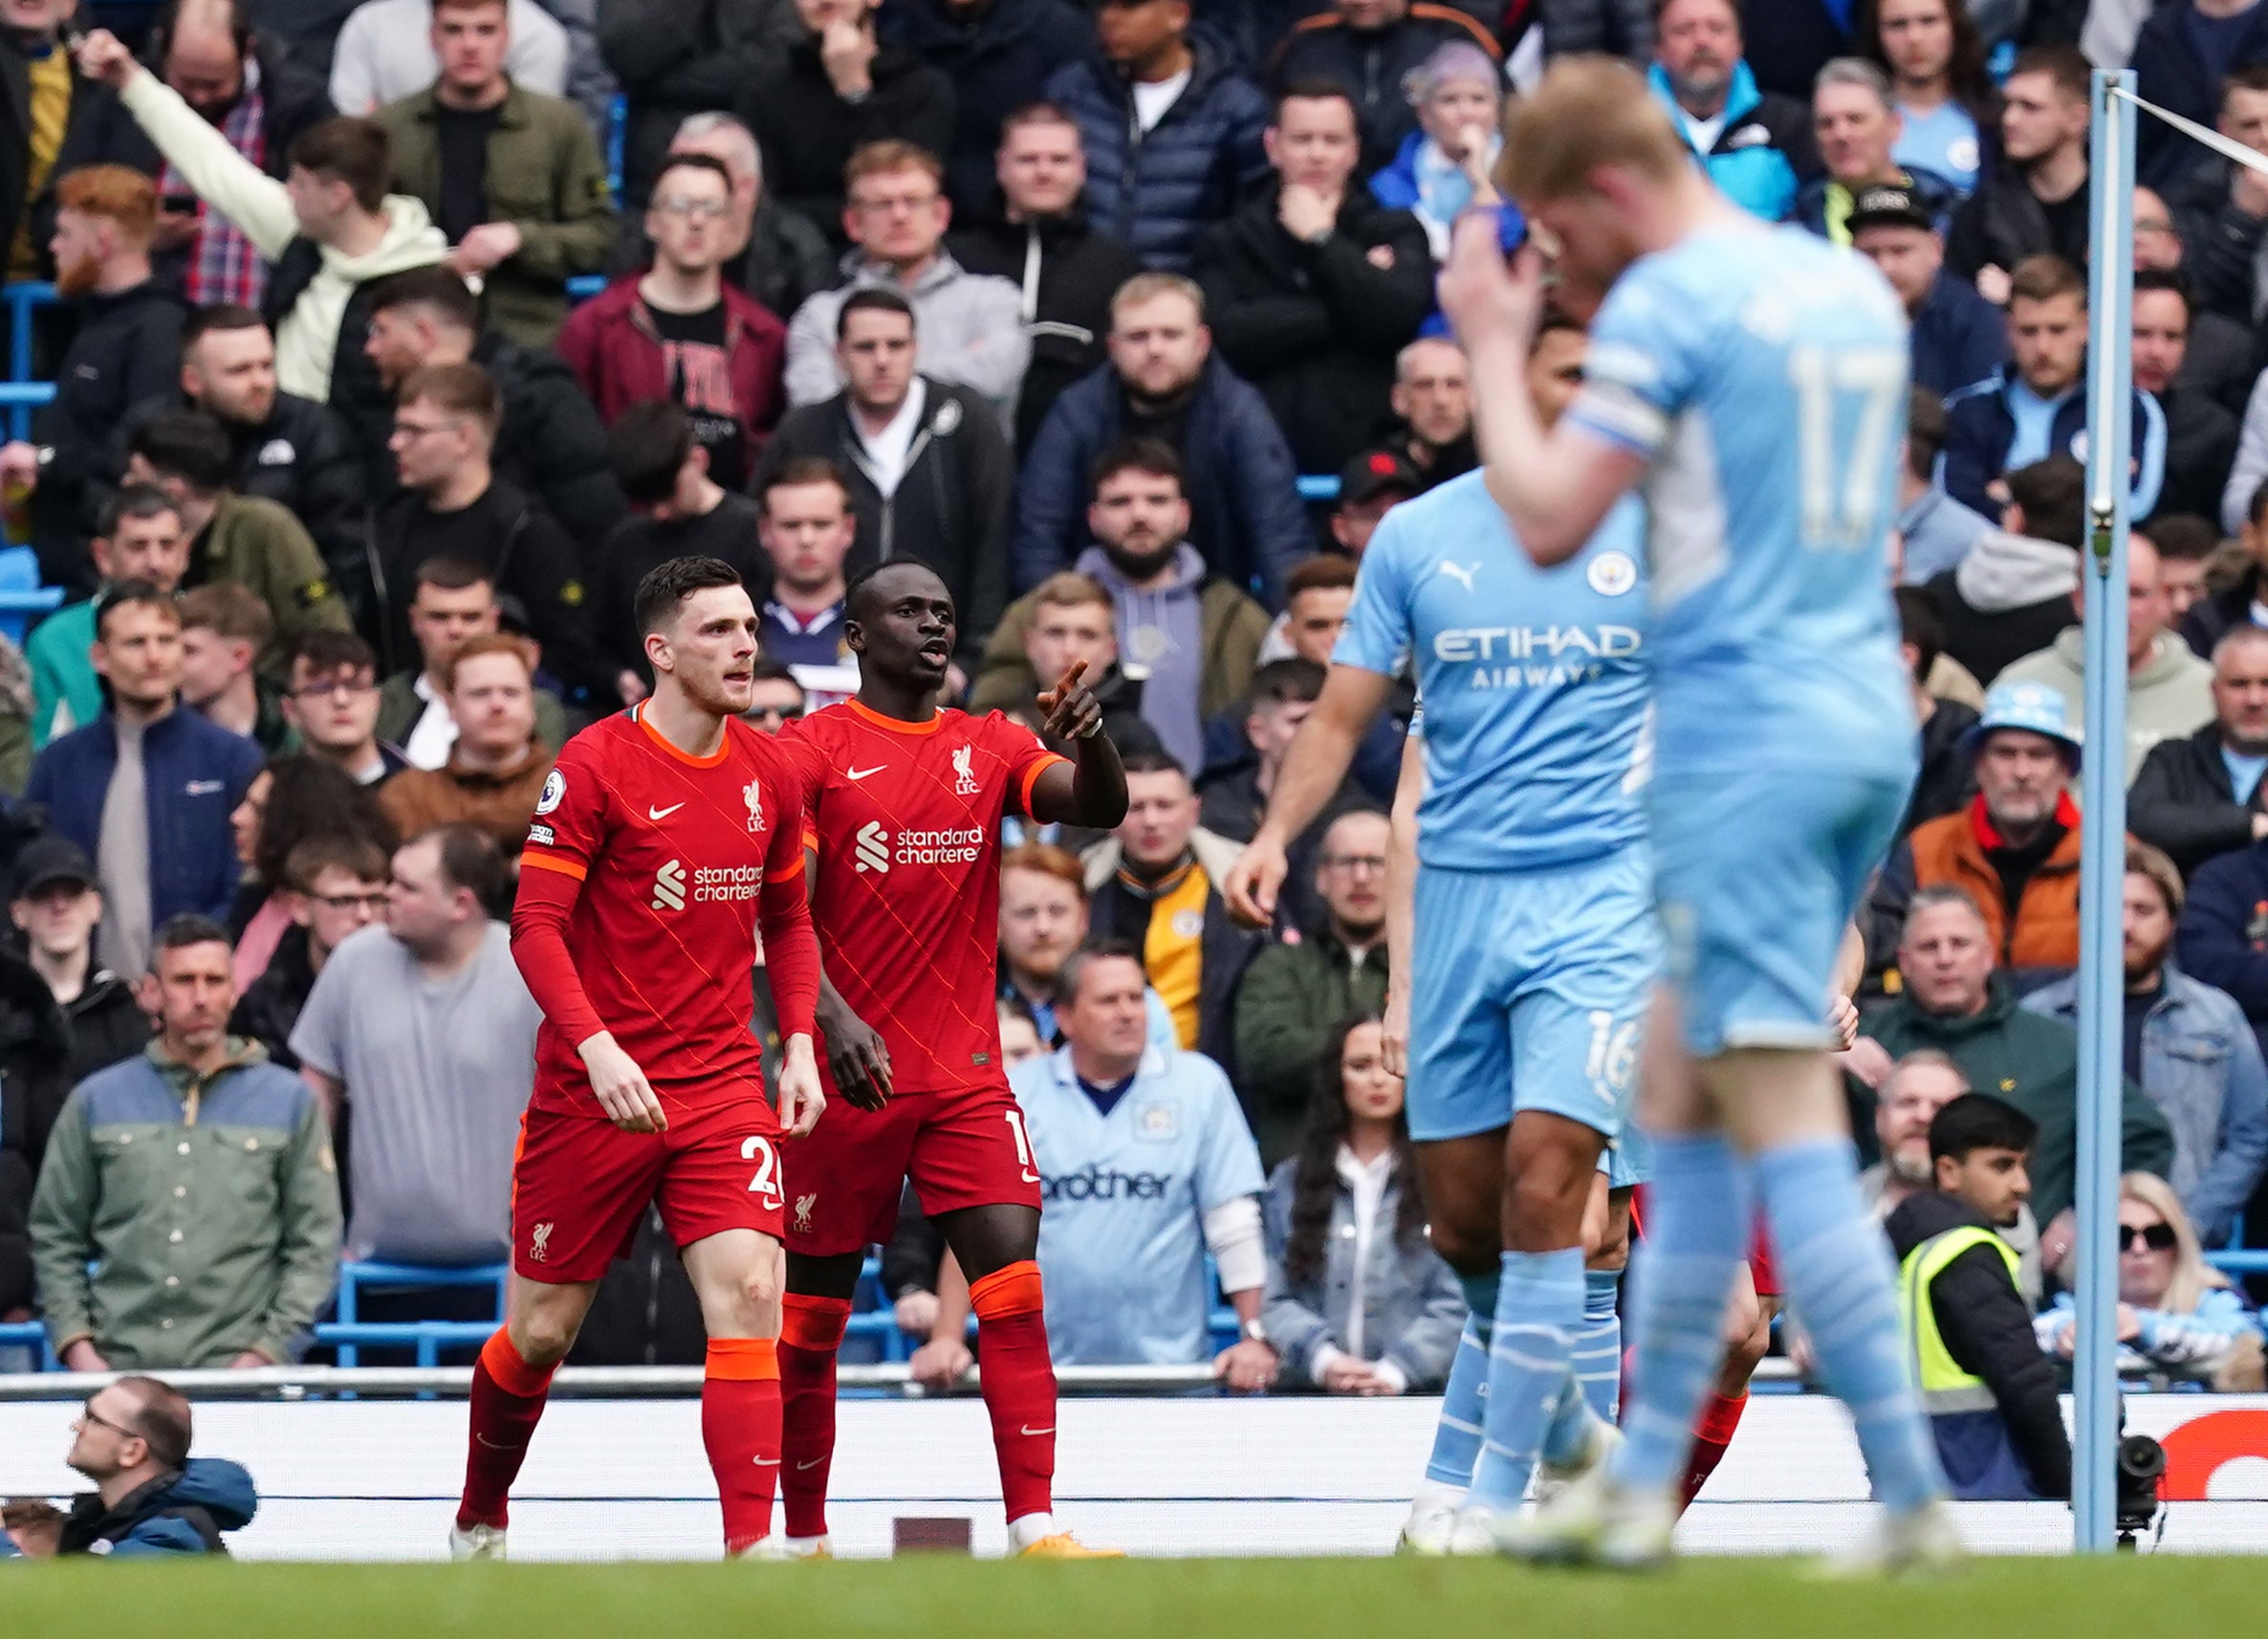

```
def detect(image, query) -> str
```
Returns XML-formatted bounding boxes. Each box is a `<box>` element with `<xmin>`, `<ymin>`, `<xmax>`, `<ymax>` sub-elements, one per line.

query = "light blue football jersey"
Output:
<box><xmin>1334</xmin><ymin>470</ymin><xmax>1651</xmax><ymax>873</ymax></box>
<box><xmin>1010</xmin><ymin>1045</ymin><xmax>1266</xmax><ymax>1367</ymax></box>
<box><xmin>1568</xmin><ymin>223</ymin><xmax>1914</xmax><ymax>783</ymax></box>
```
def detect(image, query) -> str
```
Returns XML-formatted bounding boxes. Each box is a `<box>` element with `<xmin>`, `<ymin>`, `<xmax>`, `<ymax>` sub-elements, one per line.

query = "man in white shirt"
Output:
<box><xmin>327</xmin><ymin>0</ymin><xmax>569</xmax><ymax>114</ymax></box>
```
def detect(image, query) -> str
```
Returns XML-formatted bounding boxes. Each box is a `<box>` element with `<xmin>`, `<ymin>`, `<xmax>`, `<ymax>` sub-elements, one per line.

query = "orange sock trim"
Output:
<box><xmin>480</xmin><ymin>1328</ymin><xmax>556</xmax><ymax>1399</ymax></box>
<box><xmin>969</xmin><ymin>1259</ymin><xmax>1044</xmax><ymax>1321</ymax></box>
<box><xmin>1695</xmin><ymin>1390</ymin><xmax>1749</xmax><ymax>1445</ymax></box>
<box><xmin>780</xmin><ymin>1294</ymin><xmax>851</xmax><ymax>1350</ymax></box>
<box><xmin>705</xmin><ymin>1337</ymin><xmax>781</xmax><ymax>1382</ymax></box>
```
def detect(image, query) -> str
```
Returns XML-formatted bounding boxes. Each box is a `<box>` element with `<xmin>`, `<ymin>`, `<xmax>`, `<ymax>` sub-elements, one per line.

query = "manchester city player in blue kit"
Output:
<box><xmin>1436</xmin><ymin>56</ymin><xmax>1954</xmax><ymax>1569</ymax></box>
<box><xmin>1224</xmin><ymin>314</ymin><xmax>1654</xmax><ymax>1555</ymax></box>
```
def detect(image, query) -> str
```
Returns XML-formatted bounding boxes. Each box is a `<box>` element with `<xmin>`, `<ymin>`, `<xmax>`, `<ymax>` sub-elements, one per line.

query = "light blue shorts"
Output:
<box><xmin>1650</xmin><ymin>766</ymin><xmax>1906</xmax><ymax>1059</ymax></box>
<box><xmin>1407</xmin><ymin>848</ymin><xmax>1656</xmax><ymax>1176</ymax></box>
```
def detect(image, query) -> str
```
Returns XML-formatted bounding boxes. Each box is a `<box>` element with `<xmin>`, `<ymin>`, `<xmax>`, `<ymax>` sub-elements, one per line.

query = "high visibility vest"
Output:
<box><xmin>1897</xmin><ymin>1223</ymin><xmax>2023</xmax><ymax>1412</ymax></box>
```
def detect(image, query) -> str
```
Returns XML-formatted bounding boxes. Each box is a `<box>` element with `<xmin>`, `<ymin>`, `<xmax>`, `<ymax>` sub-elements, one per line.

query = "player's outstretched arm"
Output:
<box><xmin>1381</xmin><ymin>732</ymin><xmax>1424</xmax><ymax>1080</ymax></box>
<box><xmin>1029</xmin><ymin>659</ymin><xmax>1128</xmax><ymax>829</ymax></box>
<box><xmin>1435</xmin><ymin>215</ymin><xmax>1646</xmax><ymax>564</ymax></box>
<box><xmin>512</xmin><ymin>863</ymin><xmax>668</xmax><ymax>1133</ymax></box>
<box><xmin>1223</xmin><ymin>664</ymin><xmax>1393</xmax><ymax>929</ymax></box>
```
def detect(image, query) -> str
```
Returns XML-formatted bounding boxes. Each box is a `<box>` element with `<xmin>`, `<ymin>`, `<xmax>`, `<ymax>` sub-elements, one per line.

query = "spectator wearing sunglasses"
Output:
<box><xmin>2034</xmin><ymin>1172</ymin><xmax>2267</xmax><ymax>1392</ymax></box>
<box><xmin>741</xmin><ymin>660</ymin><xmax>807</xmax><ymax>735</ymax></box>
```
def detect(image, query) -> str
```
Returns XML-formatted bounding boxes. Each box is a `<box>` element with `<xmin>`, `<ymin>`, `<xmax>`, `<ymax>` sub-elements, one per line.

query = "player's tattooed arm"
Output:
<box><xmin>1029</xmin><ymin>659</ymin><xmax>1128</xmax><ymax>829</ymax></box>
<box><xmin>815</xmin><ymin>970</ymin><xmax>894</xmax><ymax>1112</ymax></box>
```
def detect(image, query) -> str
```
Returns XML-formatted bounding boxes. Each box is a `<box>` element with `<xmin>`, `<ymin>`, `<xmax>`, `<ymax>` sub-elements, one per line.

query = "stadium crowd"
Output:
<box><xmin>0</xmin><ymin>0</ymin><xmax>2265</xmax><ymax>1461</ymax></box>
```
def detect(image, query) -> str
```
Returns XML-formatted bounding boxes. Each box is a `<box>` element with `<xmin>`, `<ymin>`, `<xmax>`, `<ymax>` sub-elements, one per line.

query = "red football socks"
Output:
<box><xmin>969</xmin><ymin>1260</ymin><xmax>1057</xmax><ymax>1526</ymax></box>
<box><xmin>1678</xmin><ymin>1389</ymin><xmax>1751</xmax><ymax>1514</ymax></box>
<box><xmin>458</xmin><ymin>1328</ymin><xmax>557</xmax><ymax>1532</ymax></box>
<box><xmin>703</xmin><ymin>1337</ymin><xmax>784</xmax><ymax>1553</ymax></box>
<box><xmin>778</xmin><ymin>1294</ymin><xmax>850</xmax><ymax>1540</ymax></box>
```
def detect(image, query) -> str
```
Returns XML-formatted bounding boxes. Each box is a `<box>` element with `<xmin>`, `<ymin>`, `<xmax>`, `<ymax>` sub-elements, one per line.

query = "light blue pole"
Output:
<box><xmin>2075</xmin><ymin>68</ymin><xmax>2136</xmax><ymax>1556</ymax></box>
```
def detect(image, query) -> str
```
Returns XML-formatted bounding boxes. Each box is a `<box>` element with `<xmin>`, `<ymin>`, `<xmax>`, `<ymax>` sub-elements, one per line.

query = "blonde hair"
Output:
<box><xmin>1496</xmin><ymin>56</ymin><xmax>1689</xmax><ymax>204</ymax></box>
<box><xmin>1110</xmin><ymin>271</ymin><xmax>1205</xmax><ymax>323</ymax></box>
<box><xmin>2121</xmin><ymin>1171</ymin><xmax>2225</xmax><ymax>1318</ymax></box>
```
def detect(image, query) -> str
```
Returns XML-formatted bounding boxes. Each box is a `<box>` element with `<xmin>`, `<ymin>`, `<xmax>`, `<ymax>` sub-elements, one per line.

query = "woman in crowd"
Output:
<box><xmin>1368</xmin><ymin>43</ymin><xmax>1507</xmax><ymax>264</ymax></box>
<box><xmin>1857</xmin><ymin>0</ymin><xmax>1997</xmax><ymax>194</ymax></box>
<box><xmin>2038</xmin><ymin>1172</ymin><xmax>2266</xmax><ymax>1391</ymax></box>
<box><xmin>1261</xmin><ymin>1013</ymin><xmax>1463</xmax><ymax>1393</ymax></box>
<box><xmin>226</xmin><ymin>754</ymin><xmax>397</xmax><ymax>989</ymax></box>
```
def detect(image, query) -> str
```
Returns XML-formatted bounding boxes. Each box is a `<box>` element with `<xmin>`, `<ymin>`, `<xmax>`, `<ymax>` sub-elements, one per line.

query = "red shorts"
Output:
<box><xmin>778</xmin><ymin>1079</ymin><xmax>1041</xmax><ymax>1257</ymax></box>
<box><xmin>512</xmin><ymin>1097</ymin><xmax>785</xmax><ymax>1282</ymax></box>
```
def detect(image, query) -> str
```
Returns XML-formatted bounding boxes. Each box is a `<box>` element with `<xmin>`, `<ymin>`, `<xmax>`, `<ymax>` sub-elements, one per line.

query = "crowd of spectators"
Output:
<box><xmin>2</xmin><ymin>0</ymin><xmax>2268</xmax><ymax>1402</ymax></box>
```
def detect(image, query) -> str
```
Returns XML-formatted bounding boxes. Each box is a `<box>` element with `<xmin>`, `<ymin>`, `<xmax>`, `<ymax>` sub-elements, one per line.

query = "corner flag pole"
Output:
<box><xmin>2075</xmin><ymin>66</ymin><xmax>2136</xmax><ymax>1557</ymax></box>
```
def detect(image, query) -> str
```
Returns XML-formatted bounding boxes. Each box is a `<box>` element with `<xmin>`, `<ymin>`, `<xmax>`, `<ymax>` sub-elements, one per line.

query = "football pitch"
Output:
<box><xmin>5</xmin><ymin>1554</ymin><xmax>2260</xmax><ymax>1639</ymax></box>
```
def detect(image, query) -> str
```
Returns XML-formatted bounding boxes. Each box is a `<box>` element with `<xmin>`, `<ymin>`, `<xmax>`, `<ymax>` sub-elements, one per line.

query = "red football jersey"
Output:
<box><xmin>517</xmin><ymin>705</ymin><xmax>806</xmax><ymax>1118</ymax></box>
<box><xmin>786</xmin><ymin>701</ymin><xmax>1066</xmax><ymax>1091</ymax></box>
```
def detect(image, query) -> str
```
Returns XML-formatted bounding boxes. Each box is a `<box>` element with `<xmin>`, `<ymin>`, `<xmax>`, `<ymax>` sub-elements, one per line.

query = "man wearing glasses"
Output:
<box><xmin>291</xmin><ymin>825</ymin><xmax>540</xmax><ymax>1274</ymax></box>
<box><xmin>0</xmin><ymin>1377</ymin><xmax>257</xmax><ymax>1556</ymax></box>
<box><xmin>232</xmin><ymin>836</ymin><xmax>393</xmax><ymax>1068</ymax></box>
<box><xmin>743</xmin><ymin>660</ymin><xmax>808</xmax><ymax>733</ymax></box>
<box><xmin>559</xmin><ymin>153</ymin><xmax>789</xmax><ymax>494</ymax></box>
<box><xmin>281</xmin><ymin>630</ymin><xmax>408</xmax><ymax>788</ymax></box>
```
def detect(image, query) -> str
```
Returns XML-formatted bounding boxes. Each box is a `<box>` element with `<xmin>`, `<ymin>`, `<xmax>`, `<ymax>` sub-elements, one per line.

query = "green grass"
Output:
<box><xmin>5</xmin><ymin>1555</ymin><xmax>2263</xmax><ymax>1639</ymax></box>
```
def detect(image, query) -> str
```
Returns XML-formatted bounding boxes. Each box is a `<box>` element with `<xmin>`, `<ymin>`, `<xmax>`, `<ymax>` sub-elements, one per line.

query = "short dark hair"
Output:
<box><xmin>129</xmin><ymin>408</ymin><xmax>236</xmax><ymax>493</ymax></box>
<box><xmin>153</xmin><ymin>912</ymin><xmax>233</xmax><ymax>960</ymax></box>
<box><xmin>424</xmin><ymin>822</ymin><xmax>510</xmax><ymax>914</ymax></box>
<box><xmin>287</xmin><ymin>117</ymin><xmax>392</xmax><ymax>213</ymax></box>
<box><xmin>413</xmin><ymin>555</ymin><xmax>493</xmax><ymax>597</ymax></box>
<box><xmin>2226</xmin><ymin>62</ymin><xmax>2268</xmax><ymax>104</ymax></box>
<box><xmin>1928</xmin><ymin>1091</ymin><xmax>2039</xmax><ymax>1163</ymax></box>
<box><xmin>1895</xmin><ymin>585</ymin><xmax>1942</xmax><ymax>683</ymax></box>
<box><xmin>181</xmin><ymin>303</ymin><xmax>268</xmax><ymax>351</ymax></box>
<box><xmin>844</xmin><ymin>559</ymin><xmax>951</xmax><ymax>627</ymax></box>
<box><xmin>1906</xmin><ymin>387</ymin><xmax>1947</xmax><ymax>480</ymax></box>
<box><xmin>1089</xmin><ymin>434</ymin><xmax>1184</xmax><ymax>495</ymax></box>
<box><xmin>2004</xmin><ymin>455</ymin><xmax>2087</xmax><ymax>548</ymax></box>
<box><xmin>1273</xmin><ymin>76</ymin><xmax>1360</xmax><ymax>125</ymax></box>
<box><xmin>94</xmin><ymin>579</ymin><xmax>182</xmax><ymax>641</ymax></box>
<box><xmin>282</xmin><ymin>833</ymin><xmax>389</xmax><ymax>892</ymax></box>
<box><xmin>1119</xmin><ymin>746</ymin><xmax>1190</xmax><ymax>782</ymax></box>
<box><xmin>112</xmin><ymin>1375</ymin><xmax>192</xmax><ymax>1471</ymax></box>
<box><xmin>398</xmin><ymin>361</ymin><xmax>500</xmax><ymax>435</ymax></box>
<box><xmin>2147</xmin><ymin>513</ymin><xmax>2218</xmax><ymax>564</ymax></box>
<box><xmin>636</xmin><ymin>555</ymin><xmax>749</xmax><ymax>636</ymax></box>
<box><xmin>649</xmin><ymin>150</ymin><xmax>735</xmax><ymax>199</ymax></box>
<box><xmin>366</xmin><ymin>264</ymin><xmax>479</xmax><ymax>330</ymax></box>
<box><xmin>2132</xmin><ymin>266</ymin><xmax>2192</xmax><ymax>317</ymax></box>
<box><xmin>837</xmin><ymin>286</ymin><xmax>915</xmax><ymax>341</ymax></box>
<box><xmin>760</xmin><ymin>455</ymin><xmax>851</xmax><ymax>512</ymax></box>
<box><xmin>749</xmin><ymin>656</ymin><xmax>803</xmax><ymax>695</ymax></box>
<box><xmin>607</xmin><ymin>400</ymin><xmax>695</xmax><ymax>507</ymax></box>
<box><xmin>287</xmin><ymin>628</ymin><xmax>378</xmax><ymax>679</ymax></box>
<box><xmin>97</xmin><ymin>481</ymin><xmax>181</xmax><ymax>540</ymax></box>
<box><xmin>1249</xmin><ymin>656</ymin><xmax>1325</xmax><ymax>710</ymax></box>
<box><xmin>1286</xmin><ymin>555</ymin><xmax>1357</xmax><ymax>600</ymax></box>
<box><xmin>1055</xmin><ymin>936</ymin><xmax>1146</xmax><ymax>1009</ymax></box>
<box><xmin>2008</xmin><ymin>43</ymin><xmax>2090</xmax><ymax>104</ymax></box>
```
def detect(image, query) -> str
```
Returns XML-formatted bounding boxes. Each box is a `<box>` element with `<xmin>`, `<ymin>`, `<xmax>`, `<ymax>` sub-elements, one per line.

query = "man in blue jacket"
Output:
<box><xmin>1043</xmin><ymin>0</ymin><xmax>1270</xmax><ymax>271</ymax></box>
<box><xmin>53</xmin><ymin>1376</ymin><xmax>255</xmax><ymax>1555</ymax></box>
<box><xmin>1645</xmin><ymin>0</ymin><xmax>1818</xmax><ymax>222</ymax></box>
<box><xmin>1849</xmin><ymin>184</ymin><xmax>2009</xmax><ymax>400</ymax></box>
<box><xmin>1014</xmin><ymin>273</ymin><xmax>1311</xmax><ymax>605</ymax></box>
<box><xmin>23</xmin><ymin>582</ymin><xmax>265</xmax><ymax>981</ymax></box>
<box><xmin>1942</xmin><ymin>253</ymin><xmax>2168</xmax><ymax>522</ymax></box>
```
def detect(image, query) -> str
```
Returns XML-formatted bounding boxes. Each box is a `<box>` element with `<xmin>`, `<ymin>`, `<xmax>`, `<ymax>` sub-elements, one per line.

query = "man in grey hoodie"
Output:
<box><xmin>1922</xmin><ymin>452</ymin><xmax>2083</xmax><ymax>688</ymax></box>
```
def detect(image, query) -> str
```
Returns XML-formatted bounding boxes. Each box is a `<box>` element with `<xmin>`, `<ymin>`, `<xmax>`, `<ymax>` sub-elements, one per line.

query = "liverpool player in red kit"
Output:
<box><xmin>777</xmin><ymin>561</ymin><xmax>1127</xmax><ymax>1559</ymax></box>
<box><xmin>452</xmin><ymin>557</ymin><xmax>827</xmax><ymax>1561</ymax></box>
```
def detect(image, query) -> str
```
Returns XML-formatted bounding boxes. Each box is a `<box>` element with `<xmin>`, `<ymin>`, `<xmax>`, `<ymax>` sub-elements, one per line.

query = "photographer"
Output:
<box><xmin>1</xmin><ymin>1376</ymin><xmax>255</xmax><ymax>1557</ymax></box>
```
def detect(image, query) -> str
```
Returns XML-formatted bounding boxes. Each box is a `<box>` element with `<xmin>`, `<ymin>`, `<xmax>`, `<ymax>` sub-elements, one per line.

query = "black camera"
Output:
<box><xmin>2115</xmin><ymin>1432</ymin><xmax>2167</xmax><ymax>1549</ymax></box>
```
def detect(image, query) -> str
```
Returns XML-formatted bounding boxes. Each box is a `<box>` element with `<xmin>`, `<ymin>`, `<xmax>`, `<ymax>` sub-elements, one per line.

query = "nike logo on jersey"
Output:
<box><xmin>846</xmin><ymin>765</ymin><xmax>887</xmax><ymax>781</ymax></box>
<box><xmin>648</xmin><ymin>802</ymin><xmax>686</xmax><ymax>820</ymax></box>
<box><xmin>796</xmin><ymin>1457</ymin><xmax>827</xmax><ymax>1472</ymax></box>
<box><xmin>1437</xmin><ymin>560</ymin><xmax>1480</xmax><ymax>594</ymax></box>
<box><xmin>753</xmin><ymin>1456</ymin><xmax>781</xmax><ymax>1467</ymax></box>
<box><xmin>1020</xmin><ymin>1426</ymin><xmax>1054</xmax><ymax>1437</ymax></box>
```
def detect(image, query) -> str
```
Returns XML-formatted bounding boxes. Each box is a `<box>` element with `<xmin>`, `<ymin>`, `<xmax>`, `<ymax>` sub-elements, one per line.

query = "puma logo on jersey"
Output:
<box><xmin>652</xmin><ymin>859</ymin><xmax>687</xmax><ymax>910</ymax></box>
<box><xmin>648</xmin><ymin>802</ymin><xmax>686</xmax><ymax>820</ymax></box>
<box><xmin>1436</xmin><ymin>560</ymin><xmax>1479</xmax><ymax>594</ymax></box>
<box><xmin>854</xmin><ymin>821</ymin><xmax>891</xmax><ymax>874</ymax></box>
<box><xmin>846</xmin><ymin>765</ymin><xmax>887</xmax><ymax>781</ymax></box>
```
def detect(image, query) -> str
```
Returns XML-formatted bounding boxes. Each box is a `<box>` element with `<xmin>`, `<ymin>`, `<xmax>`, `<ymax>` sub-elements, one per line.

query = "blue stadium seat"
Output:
<box><xmin>324</xmin><ymin>1260</ymin><xmax>508</xmax><ymax>1369</ymax></box>
<box><xmin>1296</xmin><ymin>474</ymin><xmax>1339</xmax><ymax>504</ymax></box>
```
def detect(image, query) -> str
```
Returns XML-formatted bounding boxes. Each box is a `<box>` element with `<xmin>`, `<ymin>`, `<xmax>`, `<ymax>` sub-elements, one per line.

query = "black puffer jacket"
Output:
<box><xmin>735</xmin><ymin>38</ymin><xmax>956</xmax><ymax>251</ymax></box>
<box><xmin>1195</xmin><ymin>183</ymin><xmax>1432</xmax><ymax>472</ymax></box>
<box><xmin>949</xmin><ymin>205</ymin><xmax>1146</xmax><ymax>452</ymax></box>
<box><xmin>32</xmin><ymin>281</ymin><xmax>191</xmax><ymax>595</ymax></box>
<box><xmin>881</xmin><ymin>0</ymin><xmax>1097</xmax><ymax>213</ymax></box>
<box><xmin>480</xmin><ymin>335</ymin><xmax>630</xmax><ymax>562</ymax></box>
<box><xmin>230</xmin><ymin>924</ymin><xmax>317</xmax><ymax>1071</ymax></box>
<box><xmin>0</xmin><ymin>945</ymin><xmax>146</xmax><ymax>1178</ymax></box>
<box><xmin>2132</xmin><ymin>720</ymin><xmax>2263</xmax><ymax>879</ymax></box>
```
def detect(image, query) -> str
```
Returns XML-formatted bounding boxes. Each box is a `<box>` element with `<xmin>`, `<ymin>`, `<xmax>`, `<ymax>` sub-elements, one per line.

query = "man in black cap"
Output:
<box><xmin>1850</xmin><ymin>181</ymin><xmax>2011</xmax><ymax>400</ymax></box>
<box><xmin>1328</xmin><ymin>447</ymin><xmax>1422</xmax><ymax>559</ymax></box>
<box><xmin>0</xmin><ymin>835</ymin><xmax>149</xmax><ymax>1180</ymax></box>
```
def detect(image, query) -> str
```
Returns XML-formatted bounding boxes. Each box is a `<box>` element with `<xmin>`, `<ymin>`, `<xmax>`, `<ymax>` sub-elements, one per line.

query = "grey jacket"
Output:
<box><xmin>1259</xmin><ymin>1152</ymin><xmax>1464</xmax><ymax>1391</ymax></box>
<box><xmin>2023</xmin><ymin>967</ymin><xmax>2268</xmax><ymax>1245</ymax></box>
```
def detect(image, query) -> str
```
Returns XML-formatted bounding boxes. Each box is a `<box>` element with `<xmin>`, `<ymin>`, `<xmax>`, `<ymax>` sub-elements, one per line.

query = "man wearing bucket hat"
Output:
<box><xmin>1869</xmin><ymin>679</ymin><xmax>2109</xmax><ymax>990</ymax></box>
